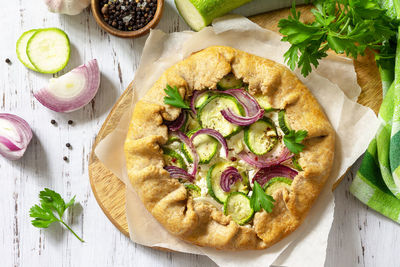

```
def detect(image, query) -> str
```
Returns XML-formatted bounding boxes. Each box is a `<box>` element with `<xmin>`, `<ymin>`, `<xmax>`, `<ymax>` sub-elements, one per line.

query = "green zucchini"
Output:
<box><xmin>278</xmin><ymin>110</ymin><xmax>292</xmax><ymax>135</ymax></box>
<box><xmin>185</xmin><ymin>112</ymin><xmax>201</xmax><ymax>133</ymax></box>
<box><xmin>195</xmin><ymin>92</ymin><xmax>211</xmax><ymax>108</ymax></box>
<box><xmin>244</xmin><ymin>117</ymin><xmax>278</xmax><ymax>155</ymax></box>
<box><xmin>26</xmin><ymin>28</ymin><xmax>70</xmax><ymax>74</ymax></box>
<box><xmin>253</xmin><ymin>94</ymin><xmax>276</xmax><ymax>112</ymax></box>
<box><xmin>292</xmin><ymin>157</ymin><xmax>303</xmax><ymax>171</ymax></box>
<box><xmin>162</xmin><ymin>147</ymin><xmax>187</xmax><ymax>171</ymax></box>
<box><xmin>217</xmin><ymin>73</ymin><xmax>243</xmax><ymax>90</ymax></box>
<box><xmin>224</xmin><ymin>192</ymin><xmax>254</xmax><ymax>225</ymax></box>
<box><xmin>184</xmin><ymin>183</ymin><xmax>201</xmax><ymax>197</ymax></box>
<box><xmin>264</xmin><ymin>177</ymin><xmax>292</xmax><ymax>195</ymax></box>
<box><xmin>181</xmin><ymin>129</ymin><xmax>218</xmax><ymax>164</ymax></box>
<box><xmin>198</xmin><ymin>94</ymin><xmax>245</xmax><ymax>138</ymax></box>
<box><xmin>174</xmin><ymin>0</ymin><xmax>252</xmax><ymax>31</ymax></box>
<box><xmin>16</xmin><ymin>29</ymin><xmax>38</xmax><ymax>71</ymax></box>
<box><xmin>207</xmin><ymin>162</ymin><xmax>249</xmax><ymax>204</ymax></box>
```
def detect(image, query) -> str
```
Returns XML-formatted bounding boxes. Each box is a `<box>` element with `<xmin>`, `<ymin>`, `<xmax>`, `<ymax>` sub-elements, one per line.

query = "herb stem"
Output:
<box><xmin>61</xmin><ymin>221</ymin><xmax>85</xmax><ymax>242</ymax></box>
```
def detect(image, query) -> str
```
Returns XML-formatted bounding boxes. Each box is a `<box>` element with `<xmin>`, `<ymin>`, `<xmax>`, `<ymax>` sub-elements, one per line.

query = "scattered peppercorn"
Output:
<box><xmin>63</xmin><ymin>156</ymin><xmax>68</xmax><ymax>161</ymax></box>
<box><xmin>66</xmin><ymin>143</ymin><xmax>71</xmax><ymax>148</ymax></box>
<box><xmin>68</xmin><ymin>120</ymin><xmax>73</xmax><ymax>125</ymax></box>
<box><xmin>99</xmin><ymin>0</ymin><xmax>157</xmax><ymax>31</ymax></box>
<box><xmin>5</xmin><ymin>58</ymin><xmax>11</xmax><ymax>64</ymax></box>
<box><xmin>51</xmin><ymin>119</ymin><xmax>57</xmax><ymax>125</ymax></box>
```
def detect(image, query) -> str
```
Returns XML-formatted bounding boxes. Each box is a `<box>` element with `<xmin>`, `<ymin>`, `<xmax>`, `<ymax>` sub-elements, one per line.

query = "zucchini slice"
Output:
<box><xmin>195</xmin><ymin>92</ymin><xmax>211</xmax><ymax>108</ymax></box>
<box><xmin>244</xmin><ymin>117</ymin><xmax>278</xmax><ymax>155</ymax></box>
<box><xmin>185</xmin><ymin>112</ymin><xmax>200</xmax><ymax>133</ymax></box>
<box><xmin>162</xmin><ymin>147</ymin><xmax>187</xmax><ymax>171</ymax></box>
<box><xmin>224</xmin><ymin>192</ymin><xmax>254</xmax><ymax>225</ymax></box>
<box><xmin>16</xmin><ymin>29</ymin><xmax>38</xmax><ymax>71</ymax></box>
<box><xmin>184</xmin><ymin>183</ymin><xmax>201</xmax><ymax>197</ymax></box>
<box><xmin>198</xmin><ymin>95</ymin><xmax>245</xmax><ymax>138</ymax></box>
<box><xmin>217</xmin><ymin>73</ymin><xmax>243</xmax><ymax>90</ymax></box>
<box><xmin>264</xmin><ymin>177</ymin><xmax>292</xmax><ymax>195</ymax></box>
<box><xmin>207</xmin><ymin>162</ymin><xmax>249</xmax><ymax>204</ymax></box>
<box><xmin>292</xmin><ymin>156</ymin><xmax>303</xmax><ymax>171</ymax></box>
<box><xmin>181</xmin><ymin>129</ymin><xmax>218</xmax><ymax>164</ymax></box>
<box><xmin>278</xmin><ymin>110</ymin><xmax>292</xmax><ymax>135</ymax></box>
<box><xmin>27</xmin><ymin>28</ymin><xmax>70</xmax><ymax>74</ymax></box>
<box><xmin>253</xmin><ymin>94</ymin><xmax>276</xmax><ymax>112</ymax></box>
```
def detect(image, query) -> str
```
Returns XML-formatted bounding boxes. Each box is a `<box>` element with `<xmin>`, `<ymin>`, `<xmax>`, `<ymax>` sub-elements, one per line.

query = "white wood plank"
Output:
<box><xmin>0</xmin><ymin>1</ymin><xmax>398</xmax><ymax>267</ymax></box>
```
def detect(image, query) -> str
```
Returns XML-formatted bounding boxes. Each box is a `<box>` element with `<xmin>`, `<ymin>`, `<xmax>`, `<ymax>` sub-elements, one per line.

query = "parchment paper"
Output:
<box><xmin>95</xmin><ymin>15</ymin><xmax>380</xmax><ymax>267</ymax></box>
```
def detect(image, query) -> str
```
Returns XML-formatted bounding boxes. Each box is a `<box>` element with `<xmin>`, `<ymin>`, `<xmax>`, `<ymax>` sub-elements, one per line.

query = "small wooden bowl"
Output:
<box><xmin>91</xmin><ymin>0</ymin><xmax>164</xmax><ymax>38</ymax></box>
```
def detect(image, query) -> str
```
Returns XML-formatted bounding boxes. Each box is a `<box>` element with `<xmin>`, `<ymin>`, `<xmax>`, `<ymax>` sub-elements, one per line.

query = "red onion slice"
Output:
<box><xmin>220</xmin><ymin>166</ymin><xmax>243</xmax><ymax>192</ymax></box>
<box><xmin>164</xmin><ymin>166</ymin><xmax>195</xmax><ymax>182</ymax></box>
<box><xmin>252</xmin><ymin>165</ymin><xmax>298</xmax><ymax>187</ymax></box>
<box><xmin>218</xmin><ymin>88</ymin><xmax>264</xmax><ymax>126</ymax></box>
<box><xmin>190</xmin><ymin>128</ymin><xmax>228</xmax><ymax>158</ymax></box>
<box><xmin>190</xmin><ymin>90</ymin><xmax>206</xmax><ymax>115</ymax></box>
<box><xmin>165</xmin><ymin>111</ymin><xmax>186</xmax><ymax>131</ymax></box>
<box><xmin>0</xmin><ymin>113</ymin><xmax>32</xmax><ymax>160</ymax></box>
<box><xmin>171</xmin><ymin>131</ymin><xmax>199</xmax><ymax>176</ymax></box>
<box><xmin>34</xmin><ymin>59</ymin><xmax>100</xmax><ymax>113</ymax></box>
<box><xmin>238</xmin><ymin>147</ymin><xmax>293</xmax><ymax>169</ymax></box>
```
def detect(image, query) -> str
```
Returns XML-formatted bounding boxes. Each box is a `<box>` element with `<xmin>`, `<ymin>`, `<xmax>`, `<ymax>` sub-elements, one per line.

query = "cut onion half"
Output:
<box><xmin>239</xmin><ymin>147</ymin><xmax>293</xmax><ymax>169</ymax></box>
<box><xmin>218</xmin><ymin>88</ymin><xmax>264</xmax><ymax>126</ymax></box>
<box><xmin>220</xmin><ymin>166</ymin><xmax>243</xmax><ymax>192</ymax></box>
<box><xmin>0</xmin><ymin>113</ymin><xmax>32</xmax><ymax>160</ymax></box>
<box><xmin>252</xmin><ymin>165</ymin><xmax>298</xmax><ymax>187</ymax></box>
<box><xmin>164</xmin><ymin>166</ymin><xmax>195</xmax><ymax>182</ymax></box>
<box><xmin>34</xmin><ymin>59</ymin><xmax>100</xmax><ymax>113</ymax></box>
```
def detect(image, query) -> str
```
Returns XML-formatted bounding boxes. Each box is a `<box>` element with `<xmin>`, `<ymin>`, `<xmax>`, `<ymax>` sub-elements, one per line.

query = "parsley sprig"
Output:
<box><xmin>278</xmin><ymin>0</ymin><xmax>399</xmax><ymax>77</ymax></box>
<box><xmin>163</xmin><ymin>85</ymin><xmax>190</xmax><ymax>109</ymax></box>
<box><xmin>29</xmin><ymin>188</ymin><xmax>84</xmax><ymax>242</ymax></box>
<box><xmin>283</xmin><ymin>129</ymin><xmax>308</xmax><ymax>154</ymax></box>
<box><xmin>250</xmin><ymin>181</ymin><xmax>275</xmax><ymax>213</ymax></box>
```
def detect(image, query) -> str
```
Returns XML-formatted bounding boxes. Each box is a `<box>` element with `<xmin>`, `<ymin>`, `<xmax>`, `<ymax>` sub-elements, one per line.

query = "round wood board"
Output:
<box><xmin>88</xmin><ymin>5</ymin><xmax>382</xmax><ymax>238</ymax></box>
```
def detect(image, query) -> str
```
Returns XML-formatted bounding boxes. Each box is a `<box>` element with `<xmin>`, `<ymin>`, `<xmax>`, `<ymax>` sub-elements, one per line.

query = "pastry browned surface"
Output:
<box><xmin>123</xmin><ymin>46</ymin><xmax>335</xmax><ymax>250</ymax></box>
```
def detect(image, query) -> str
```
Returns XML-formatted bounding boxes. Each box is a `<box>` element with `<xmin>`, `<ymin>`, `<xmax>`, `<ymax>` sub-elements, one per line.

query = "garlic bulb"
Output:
<box><xmin>44</xmin><ymin>0</ymin><xmax>90</xmax><ymax>15</ymax></box>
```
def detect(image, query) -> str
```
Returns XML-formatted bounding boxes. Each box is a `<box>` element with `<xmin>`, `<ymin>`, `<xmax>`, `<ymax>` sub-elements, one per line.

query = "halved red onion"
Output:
<box><xmin>34</xmin><ymin>59</ymin><xmax>100</xmax><ymax>113</ymax></box>
<box><xmin>170</xmin><ymin>131</ymin><xmax>199</xmax><ymax>176</ymax></box>
<box><xmin>190</xmin><ymin>128</ymin><xmax>228</xmax><ymax>158</ymax></box>
<box><xmin>252</xmin><ymin>165</ymin><xmax>298</xmax><ymax>187</ymax></box>
<box><xmin>0</xmin><ymin>113</ymin><xmax>32</xmax><ymax>160</ymax></box>
<box><xmin>165</xmin><ymin>111</ymin><xmax>186</xmax><ymax>131</ymax></box>
<box><xmin>164</xmin><ymin>166</ymin><xmax>195</xmax><ymax>182</ymax></box>
<box><xmin>238</xmin><ymin>147</ymin><xmax>293</xmax><ymax>169</ymax></box>
<box><xmin>220</xmin><ymin>166</ymin><xmax>242</xmax><ymax>192</ymax></box>
<box><xmin>218</xmin><ymin>88</ymin><xmax>264</xmax><ymax>126</ymax></box>
<box><xmin>190</xmin><ymin>90</ymin><xmax>206</xmax><ymax>115</ymax></box>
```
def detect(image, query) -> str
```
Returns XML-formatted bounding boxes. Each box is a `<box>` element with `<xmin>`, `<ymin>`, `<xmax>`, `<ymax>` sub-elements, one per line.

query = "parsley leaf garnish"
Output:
<box><xmin>283</xmin><ymin>129</ymin><xmax>308</xmax><ymax>154</ymax></box>
<box><xmin>278</xmin><ymin>0</ymin><xmax>399</xmax><ymax>77</ymax></box>
<box><xmin>250</xmin><ymin>181</ymin><xmax>275</xmax><ymax>213</ymax></box>
<box><xmin>29</xmin><ymin>188</ymin><xmax>84</xmax><ymax>242</ymax></box>
<box><xmin>163</xmin><ymin>85</ymin><xmax>189</xmax><ymax>109</ymax></box>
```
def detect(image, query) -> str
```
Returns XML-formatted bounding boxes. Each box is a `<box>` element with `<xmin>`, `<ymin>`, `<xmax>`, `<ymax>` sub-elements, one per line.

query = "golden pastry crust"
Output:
<box><xmin>124</xmin><ymin>46</ymin><xmax>335</xmax><ymax>250</ymax></box>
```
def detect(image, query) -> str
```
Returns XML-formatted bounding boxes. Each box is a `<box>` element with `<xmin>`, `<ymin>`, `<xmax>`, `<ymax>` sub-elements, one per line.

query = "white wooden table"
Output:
<box><xmin>0</xmin><ymin>1</ymin><xmax>398</xmax><ymax>266</ymax></box>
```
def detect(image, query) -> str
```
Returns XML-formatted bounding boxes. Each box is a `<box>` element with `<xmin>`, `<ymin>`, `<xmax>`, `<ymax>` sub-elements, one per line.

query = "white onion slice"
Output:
<box><xmin>0</xmin><ymin>114</ymin><xmax>32</xmax><ymax>160</ymax></box>
<box><xmin>34</xmin><ymin>59</ymin><xmax>100</xmax><ymax>113</ymax></box>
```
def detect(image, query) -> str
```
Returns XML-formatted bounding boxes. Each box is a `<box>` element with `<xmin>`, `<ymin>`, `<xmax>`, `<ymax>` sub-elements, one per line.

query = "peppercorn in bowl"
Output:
<box><xmin>91</xmin><ymin>0</ymin><xmax>164</xmax><ymax>38</ymax></box>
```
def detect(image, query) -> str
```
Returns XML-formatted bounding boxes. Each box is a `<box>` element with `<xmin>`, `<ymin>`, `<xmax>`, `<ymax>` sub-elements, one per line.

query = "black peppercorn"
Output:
<box><xmin>51</xmin><ymin>119</ymin><xmax>56</xmax><ymax>125</ymax></box>
<box><xmin>63</xmin><ymin>156</ymin><xmax>68</xmax><ymax>161</ymax></box>
<box><xmin>5</xmin><ymin>58</ymin><xmax>11</xmax><ymax>64</ymax></box>
<box><xmin>68</xmin><ymin>120</ymin><xmax>73</xmax><ymax>125</ymax></box>
<box><xmin>66</xmin><ymin>143</ymin><xmax>71</xmax><ymax>148</ymax></box>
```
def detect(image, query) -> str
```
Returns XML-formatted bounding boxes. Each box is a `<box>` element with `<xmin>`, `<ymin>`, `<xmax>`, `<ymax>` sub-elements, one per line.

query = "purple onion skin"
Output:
<box><xmin>252</xmin><ymin>165</ymin><xmax>298</xmax><ymax>187</ymax></box>
<box><xmin>220</xmin><ymin>166</ymin><xmax>242</xmax><ymax>192</ymax></box>
<box><xmin>164</xmin><ymin>166</ymin><xmax>195</xmax><ymax>182</ymax></box>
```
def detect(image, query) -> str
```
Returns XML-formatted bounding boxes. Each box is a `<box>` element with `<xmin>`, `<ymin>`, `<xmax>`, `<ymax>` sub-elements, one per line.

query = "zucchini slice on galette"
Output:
<box><xmin>124</xmin><ymin>46</ymin><xmax>335</xmax><ymax>250</ymax></box>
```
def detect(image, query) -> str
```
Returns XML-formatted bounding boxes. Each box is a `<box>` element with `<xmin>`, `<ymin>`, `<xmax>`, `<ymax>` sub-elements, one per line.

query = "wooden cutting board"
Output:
<box><xmin>88</xmin><ymin>5</ymin><xmax>382</xmax><ymax>237</ymax></box>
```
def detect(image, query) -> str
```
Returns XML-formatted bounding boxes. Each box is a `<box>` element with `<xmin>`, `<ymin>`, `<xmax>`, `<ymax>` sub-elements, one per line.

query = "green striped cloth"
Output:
<box><xmin>350</xmin><ymin>6</ymin><xmax>400</xmax><ymax>222</ymax></box>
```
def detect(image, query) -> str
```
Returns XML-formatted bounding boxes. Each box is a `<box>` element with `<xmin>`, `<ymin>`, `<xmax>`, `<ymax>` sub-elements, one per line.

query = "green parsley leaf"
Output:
<box><xmin>163</xmin><ymin>85</ymin><xmax>190</xmax><ymax>109</ymax></box>
<box><xmin>283</xmin><ymin>129</ymin><xmax>308</xmax><ymax>154</ymax></box>
<box><xmin>250</xmin><ymin>181</ymin><xmax>275</xmax><ymax>213</ymax></box>
<box><xmin>29</xmin><ymin>188</ymin><xmax>84</xmax><ymax>242</ymax></box>
<box><xmin>278</xmin><ymin>0</ymin><xmax>399</xmax><ymax>77</ymax></box>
